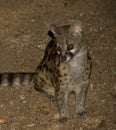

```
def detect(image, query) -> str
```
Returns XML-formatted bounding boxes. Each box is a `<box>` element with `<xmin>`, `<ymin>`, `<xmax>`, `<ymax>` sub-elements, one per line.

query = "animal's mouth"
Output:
<box><xmin>61</xmin><ymin>52</ymin><xmax>74</xmax><ymax>62</ymax></box>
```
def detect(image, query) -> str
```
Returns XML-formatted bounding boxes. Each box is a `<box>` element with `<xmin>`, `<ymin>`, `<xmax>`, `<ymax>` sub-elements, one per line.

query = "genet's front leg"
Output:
<box><xmin>75</xmin><ymin>80</ymin><xmax>89</xmax><ymax>117</ymax></box>
<box><xmin>56</xmin><ymin>90</ymin><xmax>69</xmax><ymax>123</ymax></box>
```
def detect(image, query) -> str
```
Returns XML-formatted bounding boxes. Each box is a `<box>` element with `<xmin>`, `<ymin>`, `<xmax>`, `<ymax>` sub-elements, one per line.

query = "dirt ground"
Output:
<box><xmin>0</xmin><ymin>0</ymin><xmax>115</xmax><ymax>130</ymax></box>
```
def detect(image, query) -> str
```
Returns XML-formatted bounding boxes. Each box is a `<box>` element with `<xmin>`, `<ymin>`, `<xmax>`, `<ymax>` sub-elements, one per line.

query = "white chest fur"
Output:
<box><xmin>69</xmin><ymin>47</ymin><xmax>87</xmax><ymax>80</ymax></box>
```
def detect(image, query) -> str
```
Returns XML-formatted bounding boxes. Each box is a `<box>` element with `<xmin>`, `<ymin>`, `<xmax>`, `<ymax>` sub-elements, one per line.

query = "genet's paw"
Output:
<box><xmin>77</xmin><ymin>111</ymin><xmax>87</xmax><ymax>117</ymax></box>
<box><xmin>59</xmin><ymin>117</ymin><xmax>68</xmax><ymax>123</ymax></box>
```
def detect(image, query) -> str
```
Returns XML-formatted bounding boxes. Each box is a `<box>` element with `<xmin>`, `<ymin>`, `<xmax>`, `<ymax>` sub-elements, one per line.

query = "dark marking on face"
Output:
<box><xmin>48</xmin><ymin>31</ymin><xmax>55</xmax><ymax>39</ymax></box>
<box><xmin>67</xmin><ymin>44</ymin><xmax>74</xmax><ymax>50</ymax></box>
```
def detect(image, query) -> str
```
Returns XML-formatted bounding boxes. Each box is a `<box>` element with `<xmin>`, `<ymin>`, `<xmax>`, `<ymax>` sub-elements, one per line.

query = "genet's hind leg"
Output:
<box><xmin>34</xmin><ymin>81</ymin><xmax>55</xmax><ymax>102</ymax></box>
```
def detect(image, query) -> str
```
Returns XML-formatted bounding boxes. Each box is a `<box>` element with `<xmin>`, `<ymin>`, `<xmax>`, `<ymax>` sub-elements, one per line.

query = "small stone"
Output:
<box><xmin>80</xmin><ymin>12</ymin><xmax>83</xmax><ymax>17</ymax></box>
<box><xmin>23</xmin><ymin>101</ymin><xmax>26</xmax><ymax>103</ymax></box>
<box><xmin>0</xmin><ymin>104</ymin><xmax>4</xmax><ymax>108</ymax></box>
<box><xmin>99</xmin><ymin>27</ymin><xmax>103</xmax><ymax>30</ymax></box>
<box><xmin>37</xmin><ymin>45</ymin><xmax>42</xmax><ymax>48</ymax></box>
<box><xmin>31</xmin><ymin>19</ymin><xmax>35</xmax><ymax>22</ymax></box>
<box><xmin>90</xmin><ymin>83</ymin><xmax>94</xmax><ymax>90</ymax></box>
<box><xmin>93</xmin><ymin>28</ymin><xmax>97</xmax><ymax>32</ymax></box>
<box><xmin>54</xmin><ymin>113</ymin><xmax>59</xmax><ymax>119</ymax></box>
<box><xmin>101</xmin><ymin>100</ymin><xmax>105</xmax><ymax>103</ymax></box>
<box><xmin>90</xmin><ymin>11</ymin><xmax>93</xmax><ymax>15</ymax></box>
<box><xmin>90</xmin><ymin>27</ymin><xmax>93</xmax><ymax>32</ymax></box>
<box><xmin>19</xmin><ymin>95</ymin><xmax>25</xmax><ymax>100</ymax></box>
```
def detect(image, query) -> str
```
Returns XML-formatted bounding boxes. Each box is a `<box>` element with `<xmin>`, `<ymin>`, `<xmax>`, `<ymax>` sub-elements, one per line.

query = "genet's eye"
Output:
<box><xmin>56</xmin><ymin>46</ymin><xmax>62</xmax><ymax>54</ymax></box>
<box><xmin>67</xmin><ymin>44</ymin><xmax>74</xmax><ymax>50</ymax></box>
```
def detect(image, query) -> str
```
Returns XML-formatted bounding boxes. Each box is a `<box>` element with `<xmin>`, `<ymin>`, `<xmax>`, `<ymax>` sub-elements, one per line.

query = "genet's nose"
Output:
<box><xmin>61</xmin><ymin>55</ymin><xmax>66</xmax><ymax>61</ymax></box>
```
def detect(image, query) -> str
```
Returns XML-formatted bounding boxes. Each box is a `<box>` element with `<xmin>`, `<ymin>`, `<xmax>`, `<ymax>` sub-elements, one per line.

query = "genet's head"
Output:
<box><xmin>48</xmin><ymin>20</ymin><xmax>83</xmax><ymax>62</ymax></box>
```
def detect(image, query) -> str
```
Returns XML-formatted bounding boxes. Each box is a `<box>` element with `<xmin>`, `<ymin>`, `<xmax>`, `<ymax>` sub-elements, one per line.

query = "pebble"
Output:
<box><xmin>90</xmin><ymin>83</ymin><xmax>94</xmax><ymax>90</ymax></box>
<box><xmin>19</xmin><ymin>95</ymin><xmax>25</xmax><ymax>100</ymax></box>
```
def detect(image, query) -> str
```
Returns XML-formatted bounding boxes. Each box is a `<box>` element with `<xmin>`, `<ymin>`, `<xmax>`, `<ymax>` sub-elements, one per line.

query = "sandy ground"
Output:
<box><xmin>0</xmin><ymin>0</ymin><xmax>115</xmax><ymax>130</ymax></box>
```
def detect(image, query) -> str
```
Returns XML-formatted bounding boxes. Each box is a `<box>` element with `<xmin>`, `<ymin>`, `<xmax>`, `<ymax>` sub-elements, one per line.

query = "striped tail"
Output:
<box><xmin>0</xmin><ymin>73</ymin><xmax>35</xmax><ymax>87</ymax></box>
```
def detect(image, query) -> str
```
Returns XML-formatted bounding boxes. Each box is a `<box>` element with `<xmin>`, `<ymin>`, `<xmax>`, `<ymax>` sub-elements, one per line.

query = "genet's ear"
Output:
<box><xmin>69</xmin><ymin>20</ymin><xmax>83</xmax><ymax>36</ymax></box>
<box><xmin>48</xmin><ymin>24</ymin><xmax>61</xmax><ymax>38</ymax></box>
